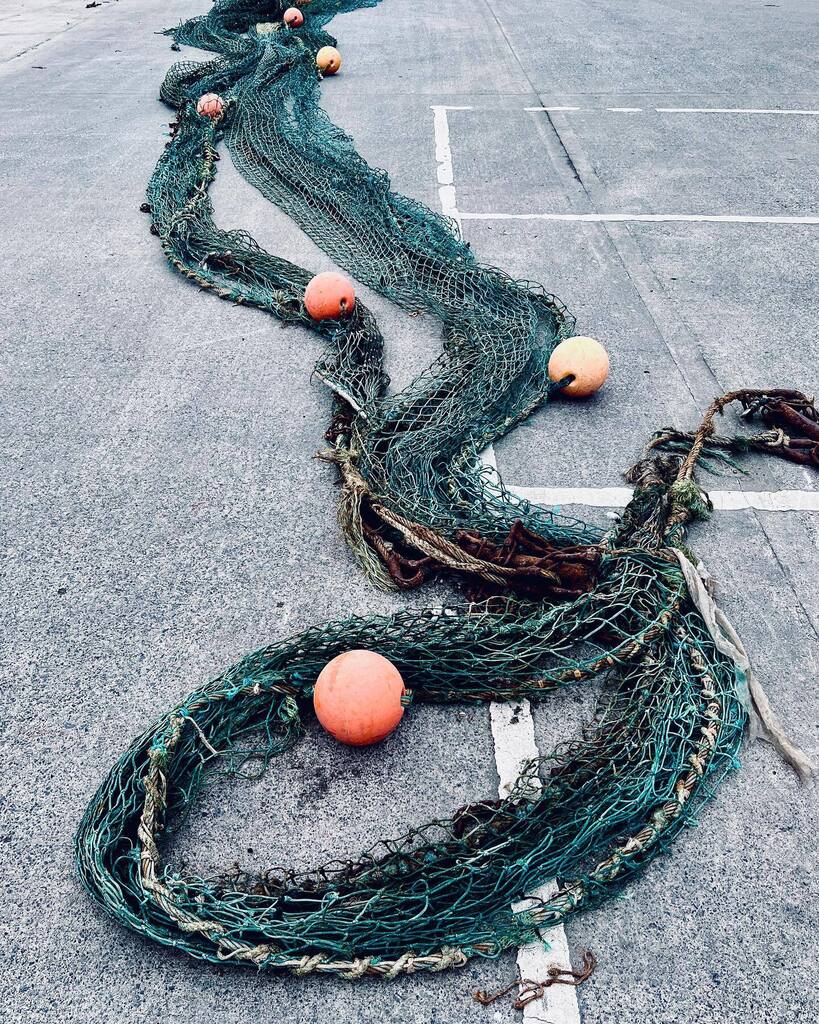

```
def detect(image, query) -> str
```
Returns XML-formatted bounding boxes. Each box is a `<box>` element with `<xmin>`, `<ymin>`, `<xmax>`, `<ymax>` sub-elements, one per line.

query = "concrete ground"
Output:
<box><xmin>1</xmin><ymin>1</ymin><xmax>817</xmax><ymax>1022</ymax></box>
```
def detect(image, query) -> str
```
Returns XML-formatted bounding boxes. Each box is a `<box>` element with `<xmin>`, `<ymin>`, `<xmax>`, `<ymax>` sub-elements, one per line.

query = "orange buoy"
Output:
<box><xmin>313</xmin><ymin>650</ymin><xmax>407</xmax><ymax>746</ymax></box>
<box><xmin>304</xmin><ymin>271</ymin><xmax>355</xmax><ymax>319</ymax></box>
<box><xmin>283</xmin><ymin>6</ymin><xmax>304</xmax><ymax>26</ymax></box>
<box><xmin>548</xmin><ymin>336</ymin><xmax>609</xmax><ymax>398</ymax></box>
<box><xmin>316</xmin><ymin>45</ymin><xmax>342</xmax><ymax>75</ymax></box>
<box><xmin>196</xmin><ymin>93</ymin><xmax>225</xmax><ymax>119</ymax></box>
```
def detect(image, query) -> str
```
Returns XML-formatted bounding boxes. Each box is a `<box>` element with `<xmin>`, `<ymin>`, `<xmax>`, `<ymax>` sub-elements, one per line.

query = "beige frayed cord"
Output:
<box><xmin>674</xmin><ymin>549</ymin><xmax>815</xmax><ymax>783</ymax></box>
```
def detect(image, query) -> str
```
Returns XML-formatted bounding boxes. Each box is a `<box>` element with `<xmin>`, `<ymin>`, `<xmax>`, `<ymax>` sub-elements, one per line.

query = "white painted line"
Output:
<box><xmin>518</xmin><ymin>878</ymin><xmax>581</xmax><ymax>1024</ymax></box>
<box><xmin>459</xmin><ymin>212</ymin><xmax>819</xmax><ymax>225</ymax></box>
<box><xmin>434</xmin><ymin>99</ymin><xmax>813</xmax><ymax>1024</ymax></box>
<box><xmin>431</xmin><ymin>106</ymin><xmax>459</xmax><ymax>185</ymax></box>
<box><xmin>490</xmin><ymin>700</ymin><xmax>539</xmax><ymax>795</ymax></box>
<box><xmin>525</xmin><ymin>106</ymin><xmax>819</xmax><ymax>116</ymax></box>
<box><xmin>655</xmin><ymin>106</ymin><xmax>819</xmax><ymax>115</ymax></box>
<box><xmin>511</xmin><ymin>485</ymin><xmax>819</xmax><ymax>512</ymax></box>
<box><xmin>433</xmin><ymin>107</ymin><xmax>817</xmax><ymax>231</ymax></box>
<box><xmin>480</xmin><ymin>395</ymin><xmax>578</xmax><ymax>1021</ymax></box>
<box><xmin>706</xmin><ymin>489</ymin><xmax>819</xmax><ymax>512</ymax></box>
<box><xmin>430</xmin><ymin>105</ymin><xmax>471</xmax><ymax>234</ymax></box>
<box><xmin>480</xmin><ymin>444</ymin><xmax>498</xmax><ymax>472</ymax></box>
<box><xmin>513</xmin><ymin>485</ymin><xmax>633</xmax><ymax>508</ymax></box>
<box><xmin>491</xmin><ymin>701</ymin><xmax>581</xmax><ymax>1024</ymax></box>
<box><xmin>437</xmin><ymin>184</ymin><xmax>459</xmax><ymax>222</ymax></box>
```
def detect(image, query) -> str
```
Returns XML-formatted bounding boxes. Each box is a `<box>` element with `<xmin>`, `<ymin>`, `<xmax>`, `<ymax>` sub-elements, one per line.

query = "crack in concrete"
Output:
<box><xmin>479</xmin><ymin>0</ymin><xmax>818</xmax><ymax>660</ymax></box>
<box><xmin>754</xmin><ymin>514</ymin><xmax>819</xmax><ymax>642</ymax></box>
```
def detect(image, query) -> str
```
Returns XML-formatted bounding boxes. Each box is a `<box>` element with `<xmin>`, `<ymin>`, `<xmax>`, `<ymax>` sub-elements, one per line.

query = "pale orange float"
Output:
<box><xmin>313</xmin><ymin>650</ymin><xmax>407</xmax><ymax>746</ymax></box>
<box><xmin>304</xmin><ymin>271</ymin><xmax>355</xmax><ymax>319</ymax></box>
<box><xmin>196</xmin><ymin>93</ymin><xmax>225</xmax><ymax>119</ymax></box>
<box><xmin>316</xmin><ymin>45</ymin><xmax>342</xmax><ymax>74</ymax></box>
<box><xmin>283</xmin><ymin>6</ymin><xmax>304</xmax><ymax>26</ymax></box>
<box><xmin>547</xmin><ymin>336</ymin><xmax>609</xmax><ymax>397</ymax></box>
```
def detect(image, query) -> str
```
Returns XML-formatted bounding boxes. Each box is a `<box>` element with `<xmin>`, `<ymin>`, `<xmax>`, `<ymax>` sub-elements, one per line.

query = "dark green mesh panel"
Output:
<box><xmin>75</xmin><ymin>0</ymin><xmax>792</xmax><ymax>980</ymax></box>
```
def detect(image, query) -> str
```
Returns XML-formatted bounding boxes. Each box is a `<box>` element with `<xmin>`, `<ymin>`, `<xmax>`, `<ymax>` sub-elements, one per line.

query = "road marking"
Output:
<box><xmin>438</xmin><ymin>106</ymin><xmax>817</xmax><ymax>227</ymax></box>
<box><xmin>490</xmin><ymin>701</ymin><xmax>581</xmax><ymax>1024</ymax></box>
<box><xmin>436</xmin><ymin>103</ymin><xmax>814</xmax><ymax>1024</ymax></box>
<box><xmin>481</xmin><ymin>444</ymin><xmax>498</xmax><ymax>472</ymax></box>
<box><xmin>459</xmin><ymin>212</ymin><xmax>819</xmax><ymax>225</ymax></box>
<box><xmin>430</xmin><ymin>105</ymin><xmax>470</xmax><ymax>231</ymax></box>
<box><xmin>655</xmin><ymin>106</ymin><xmax>819</xmax><ymax>115</ymax></box>
<box><xmin>511</xmin><ymin>485</ymin><xmax>819</xmax><ymax>512</ymax></box>
<box><xmin>527</xmin><ymin>106</ymin><xmax>819</xmax><ymax>116</ymax></box>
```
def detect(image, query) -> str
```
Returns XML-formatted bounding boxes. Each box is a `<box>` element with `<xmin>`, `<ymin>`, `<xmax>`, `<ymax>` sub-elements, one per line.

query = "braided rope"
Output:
<box><xmin>74</xmin><ymin>0</ymin><xmax>815</xmax><ymax>982</ymax></box>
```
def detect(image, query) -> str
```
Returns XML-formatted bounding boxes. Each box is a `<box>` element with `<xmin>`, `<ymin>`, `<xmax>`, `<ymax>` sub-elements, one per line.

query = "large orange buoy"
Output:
<box><xmin>304</xmin><ymin>271</ymin><xmax>355</xmax><ymax>319</ymax></box>
<box><xmin>313</xmin><ymin>650</ymin><xmax>407</xmax><ymax>746</ymax></box>
<box><xmin>316</xmin><ymin>45</ymin><xmax>342</xmax><ymax>75</ymax></box>
<box><xmin>548</xmin><ymin>336</ymin><xmax>609</xmax><ymax>398</ymax></box>
<box><xmin>283</xmin><ymin>6</ymin><xmax>304</xmax><ymax>26</ymax></box>
<box><xmin>196</xmin><ymin>93</ymin><xmax>224</xmax><ymax>119</ymax></box>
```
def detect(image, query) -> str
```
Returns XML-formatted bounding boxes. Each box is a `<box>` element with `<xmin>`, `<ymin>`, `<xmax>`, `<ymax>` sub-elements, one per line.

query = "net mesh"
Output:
<box><xmin>75</xmin><ymin>0</ymin><xmax>816</xmax><ymax>980</ymax></box>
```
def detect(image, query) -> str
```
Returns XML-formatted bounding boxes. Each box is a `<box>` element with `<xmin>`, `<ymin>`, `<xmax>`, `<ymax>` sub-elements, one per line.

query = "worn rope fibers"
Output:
<box><xmin>75</xmin><ymin>0</ymin><xmax>816</xmax><ymax>980</ymax></box>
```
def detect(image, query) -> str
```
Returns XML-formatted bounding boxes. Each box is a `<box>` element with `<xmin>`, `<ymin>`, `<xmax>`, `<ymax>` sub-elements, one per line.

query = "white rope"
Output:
<box><xmin>674</xmin><ymin>550</ymin><xmax>815</xmax><ymax>783</ymax></box>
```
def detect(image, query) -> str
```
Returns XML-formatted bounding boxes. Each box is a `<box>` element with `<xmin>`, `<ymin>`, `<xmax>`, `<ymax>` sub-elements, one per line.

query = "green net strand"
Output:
<box><xmin>152</xmin><ymin>0</ymin><xmax>597</xmax><ymax>551</ymax></box>
<box><xmin>75</xmin><ymin>0</ymin><xmax>791</xmax><ymax>980</ymax></box>
<box><xmin>75</xmin><ymin>551</ymin><xmax>745</xmax><ymax>972</ymax></box>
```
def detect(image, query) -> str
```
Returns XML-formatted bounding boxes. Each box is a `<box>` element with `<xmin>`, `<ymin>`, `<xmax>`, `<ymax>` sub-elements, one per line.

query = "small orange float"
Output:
<box><xmin>195</xmin><ymin>93</ymin><xmax>225</xmax><ymax>119</ymax></box>
<box><xmin>547</xmin><ymin>336</ymin><xmax>609</xmax><ymax>398</ymax></box>
<box><xmin>283</xmin><ymin>7</ymin><xmax>304</xmax><ymax>26</ymax></box>
<box><xmin>313</xmin><ymin>650</ymin><xmax>407</xmax><ymax>746</ymax></box>
<box><xmin>316</xmin><ymin>45</ymin><xmax>342</xmax><ymax>75</ymax></box>
<box><xmin>304</xmin><ymin>271</ymin><xmax>355</xmax><ymax>319</ymax></box>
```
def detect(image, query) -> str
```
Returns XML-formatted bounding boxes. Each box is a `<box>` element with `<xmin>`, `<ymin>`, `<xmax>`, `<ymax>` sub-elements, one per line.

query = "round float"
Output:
<box><xmin>313</xmin><ymin>650</ymin><xmax>407</xmax><ymax>746</ymax></box>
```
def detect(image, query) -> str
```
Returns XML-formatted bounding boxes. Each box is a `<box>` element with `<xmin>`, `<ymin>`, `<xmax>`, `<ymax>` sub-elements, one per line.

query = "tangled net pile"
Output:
<box><xmin>75</xmin><ymin>0</ymin><xmax>817</xmax><ymax>981</ymax></box>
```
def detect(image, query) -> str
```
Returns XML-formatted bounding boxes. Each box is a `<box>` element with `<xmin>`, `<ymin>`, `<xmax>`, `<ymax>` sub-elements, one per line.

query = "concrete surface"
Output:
<box><xmin>1</xmin><ymin>1</ymin><xmax>817</xmax><ymax>1023</ymax></box>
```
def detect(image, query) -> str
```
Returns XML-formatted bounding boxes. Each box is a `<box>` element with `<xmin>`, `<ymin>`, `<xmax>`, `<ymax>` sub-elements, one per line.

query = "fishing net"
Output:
<box><xmin>75</xmin><ymin>0</ymin><xmax>817</xmax><ymax>982</ymax></box>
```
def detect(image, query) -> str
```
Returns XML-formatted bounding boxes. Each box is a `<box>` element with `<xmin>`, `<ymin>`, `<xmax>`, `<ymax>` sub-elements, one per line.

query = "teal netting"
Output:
<box><xmin>75</xmin><ymin>0</ymin><xmax>815</xmax><ymax>982</ymax></box>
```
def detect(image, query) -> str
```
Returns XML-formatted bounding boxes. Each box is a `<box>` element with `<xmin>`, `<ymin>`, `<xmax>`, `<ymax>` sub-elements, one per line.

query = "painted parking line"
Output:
<box><xmin>459</xmin><ymin>212</ymin><xmax>819</xmax><ymax>225</ymax></box>
<box><xmin>526</xmin><ymin>106</ymin><xmax>819</xmax><ymax>115</ymax></box>
<box><xmin>432</xmin><ymin>96</ymin><xmax>816</xmax><ymax>1022</ymax></box>
<box><xmin>491</xmin><ymin>702</ymin><xmax>581</xmax><ymax>1024</ymax></box>
<box><xmin>655</xmin><ymin>106</ymin><xmax>819</xmax><ymax>115</ymax></box>
<box><xmin>432</xmin><ymin>105</ymin><xmax>581</xmax><ymax>1023</ymax></box>
<box><xmin>431</xmin><ymin>106</ymin><xmax>817</xmax><ymax>228</ymax></box>
<box><xmin>431</xmin><ymin>105</ymin><xmax>471</xmax><ymax>230</ymax></box>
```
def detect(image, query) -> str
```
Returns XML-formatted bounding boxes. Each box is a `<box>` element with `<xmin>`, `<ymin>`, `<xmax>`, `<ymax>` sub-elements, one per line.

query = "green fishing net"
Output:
<box><xmin>75</xmin><ymin>0</ymin><xmax>815</xmax><ymax>981</ymax></box>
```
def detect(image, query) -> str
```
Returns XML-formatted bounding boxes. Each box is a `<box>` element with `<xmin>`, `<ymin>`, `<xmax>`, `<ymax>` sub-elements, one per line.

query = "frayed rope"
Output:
<box><xmin>674</xmin><ymin>549</ymin><xmax>815</xmax><ymax>783</ymax></box>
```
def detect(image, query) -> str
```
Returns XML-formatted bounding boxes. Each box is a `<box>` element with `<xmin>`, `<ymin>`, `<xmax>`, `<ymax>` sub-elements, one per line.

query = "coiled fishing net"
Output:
<box><xmin>75</xmin><ymin>0</ymin><xmax>817</xmax><ymax>981</ymax></box>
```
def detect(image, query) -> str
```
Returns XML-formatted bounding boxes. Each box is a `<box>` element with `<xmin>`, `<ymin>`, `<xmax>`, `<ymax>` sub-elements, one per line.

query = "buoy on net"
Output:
<box><xmin>195</xmin><ymin>93</ymin><xmax>225</xmax><ymax>119</ymax></box>
<box><xmin>313</xmin><ymin>650</ymin><xmax>408</xmax><ymax>746</ymax></box>
<box><xmin>316</xmin><ymin>45</ymin><xmax>342</xmax><ymax>75</ymax></box>
<box><xmin>548</xmin><ymin>336</ymin><xmax>610</xmax><ymax>397</ymax></box>
<box><xmin>283</xmin><ymin>7</ymin><xmax>304</xmax><ymax>26</ymax></box>
<box><xmin>304</xmin><ymin>271</ymin><xmax>355</xmax><ymax>319</ymax></box>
